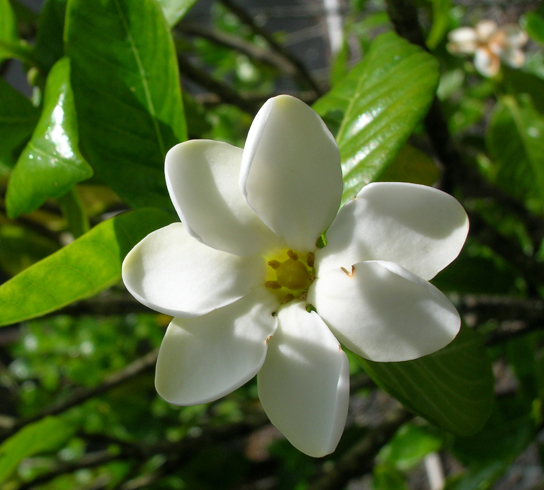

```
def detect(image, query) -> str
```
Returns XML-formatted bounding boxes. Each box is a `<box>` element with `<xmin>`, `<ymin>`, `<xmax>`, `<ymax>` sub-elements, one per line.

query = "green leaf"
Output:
<box><xmin>313</xmin><ymin>31</ymin><xmax>439</xmax><ymax>204</ymax></box>
<box><xmin>157</xmin><ymin>0</ymin><xmax>198</xmax><ymax>27</ymax></box>
<box><xmin>426</xmin><ymin>0</ymin><xmax>452</xmax><ymax>49</ymax></box>
<box><xmin>0</xmin><ymin>208</ymin><xmax>175</xmax><ymax>327</ymax></box>
<box><xmin>34</xmin><ymin>0</ymin><xmax>68</xmax><ymax>74</ymax></box>
<box><xmin>0</xmin><ymin>78</ymin><xmax>39</xmax><ymax>171</ymax></box>
<box><xmin>372</xmin><ymin>465</ymin><xmax>408</xmax><ymax>490</ymax></box>
<box><xmin>0</xmin><ymin>0</ymin><xmax>18</xmax><ymax>62</ymax></box>
<box><xmin>486</xmin><ymin>95</ymin><xmax>544</xmax><ymax>207</ymax></box>
<box><xmin>521</xmin><ymin>10</ymin><xmax>544</xmax><ymax>46</ymax></box>
<box><xmin>502</xmin><ymin>67</ymin><xmax>544</xmax><ymax>115</ymax></box>
<box><xmin>377</xmin><ymin>423</ymin><xmax>442</xmax><ymax>471</ymax></box>
<box><xmin>0</xmin><ymin>224</ymin><xmax>60</xmax><ymax>277</ymax></box>
<box><xmin>375</xmin><ymin>144</ymin><xmax>440</xmax><ymax>185</ymax></box>
<box><xmin>6</xmin><ymin>58</ymin><xmax>93</xmax><ymax>218</ymax></box>
<box><xmin>65</xmin><ymin>0</ymin><xmax>187</xmax><ymax>210</ymax></box>
<box><xmin>449</xmin><ymin>398</ymin><xmax>534</xmax><ymax>490</ymax></box>
<box><xmin>359</xmin><ymin>326</ymin><xmax>494</xmax><ymax>436</ymax></box>
<box><xmin>0</xmin><ymin>417</ymin><xmax>76</xmax><ymax>484</ymax></box>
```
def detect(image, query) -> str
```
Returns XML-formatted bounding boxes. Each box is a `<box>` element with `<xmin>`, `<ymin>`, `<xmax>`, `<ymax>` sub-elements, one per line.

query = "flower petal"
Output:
<box><xmin>447</xmin><ymin>27</ymin><xmax>478</xmax><ymax>53</ymax></box>
<box><xmin>502</xmin><ymin>24</ymin><xmax>528</xmax><ymax>48</ymax></box>
<box><xmin>257</xmin><ymin>301</ymin><xmax>350</xmax><ymax>458</ymax></box>
<box><xmin>308</xmin><ymin>260</ymin><xmax>460</xmax><ymax>362</ymax></box>
<box><xmin>165</xmin><ymin>140</ymin><xmax>281</xmax><ymax>256</ymax></box>
<box><xmin>500</xmin><ymin>48</ymin><xmax>525</xmax><ymax>68</ymax></box>
<box><xmin>240</xmin><ymin>95</ymin><xmax>342</xmax><ymax>252</ymax></box>
<box><xmin>155</xmin><ymin>288</ymin><xmax>278</xmax><ymax>405</ymax></box>
<box><xmin>315</xmin><ymin>182</ymin><xmax>469</xmax><ymax>280</ymax></box>
<box><xmin>475</xmin><ymin>20</ymin><xmax>498</xmax><ymax>41</ymax></box>
<box><xmin>474</xmin><ymin>47</ymin><xmax>501</xmax><ymax>77</ymax></box>
<box><xmin>122</xmin><ymin>223</ymin><xmax>266</xmax><ymax>317</ymax></box>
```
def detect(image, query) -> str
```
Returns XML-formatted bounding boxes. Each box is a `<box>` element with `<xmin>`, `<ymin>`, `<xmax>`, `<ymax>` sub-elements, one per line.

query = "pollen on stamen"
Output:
<box><xmin>307</xmin><ymin>252</ymin><xmax>315</xmax><ymax>268</ymax></box>
<box><xmin>287</xmin><ymin>249</ymin><xmax>298</xmax><ymax>260</ymax></box>
<box><xmin>268</xmin><ymin>260</ymin><xmax>280</xmax><ymax>269</ymax></box>
<box><xmin>265</xmin><ymin>281</ymin><xmax>281</xmax><ymax>289</ymax></box>
<box><xmin>282</xmin><ymin>293</ymin><xmax>295</xmax><ymax>303</ymax></box>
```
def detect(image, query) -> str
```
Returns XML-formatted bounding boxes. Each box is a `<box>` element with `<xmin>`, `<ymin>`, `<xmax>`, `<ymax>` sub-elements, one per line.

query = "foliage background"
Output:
<box><xmin>1</xmin><ymin>0</ymin><xmax>544</xmax><ymax>489</ymax></box>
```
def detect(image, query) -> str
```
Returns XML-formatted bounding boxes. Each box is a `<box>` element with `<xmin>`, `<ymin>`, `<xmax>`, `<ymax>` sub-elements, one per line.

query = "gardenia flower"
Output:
<box><xmin>447</xmin><ymin>20</ymin><xmax>528</xmax><ymax>77</ymax></box>
<box><xmin>122</xmin><ymin>95</ymin><xmax>469</xmax><ymax>457</ymax></box>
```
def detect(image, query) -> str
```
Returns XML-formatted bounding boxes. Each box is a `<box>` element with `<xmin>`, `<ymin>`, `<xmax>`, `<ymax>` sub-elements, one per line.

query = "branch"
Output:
<box><xmin>308</xmin><ymin>407</ymin><xmax>413</xmax><ymax>490</ymax></box>
<box><xmin>178</xmin><ymin>22</ymin><xmax>296</xmax><ymax>76</ymax></box>
<box><xmin>216</xmin><ymin>0</ymin><xmax>322</xmax><ymax>95</ymax></box>
<box><xmin>1</xmin><ymin>350</ymin><xmax>158</xmax><ymax>441</ymax></box>
<box><xmin>177</xmin><ymin>54</ymin><xmax>260</xmax><ymax>114</ymax></box>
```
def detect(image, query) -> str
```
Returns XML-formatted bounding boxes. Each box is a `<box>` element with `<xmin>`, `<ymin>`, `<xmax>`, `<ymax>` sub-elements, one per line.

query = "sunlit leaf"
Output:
<box><xmin>313</xmin><ymin>32</ymin><xmax>439</xmax><ymax>204</ymax></box>
<box><xmin>157</xmin><ymin>0</ymin><xmax>198</xmax><ymax>27</ymax></box>
<box><xmin>359</xmin><ymin>326</ymin><xmax>494</xmax><ymax>436</ymax></box>
<box><xmin>0</xmin><ymin>78</ymin><xmax>39</xmax><ymax>171</ymax></box>
<box><xmin>0</xmin><ymin>208</ymin><xmax>175</xmax><ymax>327</ymax></box>
<box><xmin>65</xmin><ymin>0</ymin><xmax>187</xmax><ymax>210</ymax></box>
<box><xmin>486</xmin><ymin>95</ymin><xmax>544</xmax><ymax>207</ymax></box>
<box><xmin>0</xmin><ymin>417</ymin><xmax>76</xmax><ymax>484</ymax></box>
<box><xmin>6</xmin><ymin>58</ymin><xmax>93</xmax><ymax>218</ymax></box>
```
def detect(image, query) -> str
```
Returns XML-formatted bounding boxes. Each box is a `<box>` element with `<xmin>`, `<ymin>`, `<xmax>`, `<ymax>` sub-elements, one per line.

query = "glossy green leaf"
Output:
<box><xmin>0</xmin><ymin>78</ymin><xmax>39</xmax><ymax>171</ymax></box>
<box><xmin>0</xmin><ymin>208</ymin><xmax>175</xmax><ymax>327</ymax></box>
<box><xmin>486</xmin><ymin>95</ymin><xmax>544</xmax><ymax>206</ymax></box>
<box><xmin>313</xmin><ymin>31</ymin><xmax>439</xmax><ymax>203</ymax></box>
<box><xmin>6</xmin><ymin>58</ymin><xmax>93</xmax><ymax>218</ymax></box>
<box><xmin>65</xmin><ymin>0</ymin><xmax>187</xmax><ymax>210</ymax></box>
<box><xmin>157</xmin><ymin>0</ymin><xmax>198</xmax><ymax>27</ymax></box>
<box><xmin>0</xmin><ymin>417</ymin><xmax>76</xmax><ymax>484</ymax></box>
<box><xmin>34</xmin><ymin>0</ymin><xmax>67</xmax><ymax>74</ymax></box>
<box><xmin>359</xmin><ymin>326</ymin><xmax>494</xmax><ymax>436</ymax></box>
<box><xmin>375</xmin><ymin>144</ymin><xmax>440</xmax><ymax>185</ymax></box>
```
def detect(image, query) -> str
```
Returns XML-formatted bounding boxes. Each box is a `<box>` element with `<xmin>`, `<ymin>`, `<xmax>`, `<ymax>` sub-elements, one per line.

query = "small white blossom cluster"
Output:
<box><xmin>448</xmin><ymin>20</ymin><xmax>528</xmax><ymax>77</ymax></box>
<box><xmin>122</xmin><ymin>95</ymin><xmax>469</xmax><ymax>457</ymax></box>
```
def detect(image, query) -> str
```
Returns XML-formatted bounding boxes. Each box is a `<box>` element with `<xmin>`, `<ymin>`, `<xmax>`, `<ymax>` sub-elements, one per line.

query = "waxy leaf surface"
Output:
<box><xmin>6</xmin><ymin>57</ymin><xmax>93</xmax><ymax>218</ymax></box>
<box><xmin>66</xmin><ymin>0</ymin><xmax>187</xmax><ymax>210</ymax></box>
<box><xmin>313</xmin><ymin>32</ymin><xmax>439</xmax><ymax>204</ymax></box>
<box><xmin>359</xmin><ymin>326</ymin><xmax>493</xmax><ymax>436</ymax></box>
<box><xmin>0</xmin><ymin>208</ymin><xmax>175</xmax><ymax>327</ymax></box>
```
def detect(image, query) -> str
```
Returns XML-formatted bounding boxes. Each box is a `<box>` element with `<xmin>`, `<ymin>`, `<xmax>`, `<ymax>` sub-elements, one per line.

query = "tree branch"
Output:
<box><xmin>1</xmin><ymin>350</ymin><xmax>159</xmax><ymax>441</ymax></box>
<box><xmin>216</xmin><ymin>0</ymin><xmax>323</xmax><ymax>95</ymax></box>
<box><xmin>177</xmin><ymin>54</ymin><xmax>260</xmax><ymax>114</ymax></box>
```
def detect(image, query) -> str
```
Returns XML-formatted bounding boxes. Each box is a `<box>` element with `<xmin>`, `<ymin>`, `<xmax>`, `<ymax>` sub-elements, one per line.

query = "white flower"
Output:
<box><xmin>448</xmin><ymin>20</ymin><xmax>528</xmax><ymax>77</ymax></box>
<box><xmin>122</xmin><ymin>95</ymin><xmax>469</xmax><ymax>457</ymax></box>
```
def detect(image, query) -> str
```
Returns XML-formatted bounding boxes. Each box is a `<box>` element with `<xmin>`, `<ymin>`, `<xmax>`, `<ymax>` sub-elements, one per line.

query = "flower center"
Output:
<box><xmin>264</xmin><ymin>249</ymin><xmax>315</xmax><ymax>303</ymax></box>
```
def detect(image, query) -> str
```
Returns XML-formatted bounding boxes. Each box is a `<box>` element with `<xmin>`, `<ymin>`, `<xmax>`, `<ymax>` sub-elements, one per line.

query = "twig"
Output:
<box><xmin>177</xmin><ymin>54</ymin><xmax>260</xmax><ymax>114</ymax></box>
<box><xmin>216</xmin><ymin>0</ymin><xmax>323</xmax><ymax>95</ymax></box>
<box><xmin>1</xmin><ymin>350</ymin><xmax>159</xmax><ymax>440</ymax></box>
<box><xmin>178</xmin><ymin>22</ymin><xmax>296</xmax><ymax>76</ymax></box>
<box><xmin>308</xmin><ymin>407</ymin><xmax>413</xmax><ymax>490</ymax></box>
